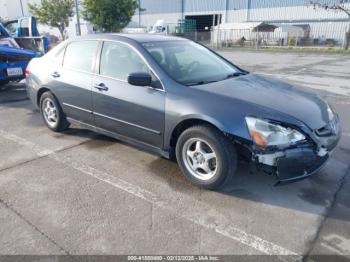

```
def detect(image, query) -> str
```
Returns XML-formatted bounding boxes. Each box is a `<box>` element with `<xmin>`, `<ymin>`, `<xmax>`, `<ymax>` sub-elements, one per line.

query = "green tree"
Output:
<box><xmin>82</xmin><ymin>0</ymin><xmax>138</xmax><ymax>32</ymax></box>
<box><xmin>309</xmin><ymin>1</ymin><xmax>350</xmax><ymax>49</ymax></box>
<box><xmin>28</xmin><ymin>0</ymin><xmax>74</xmax><ymax>40</ymax></box>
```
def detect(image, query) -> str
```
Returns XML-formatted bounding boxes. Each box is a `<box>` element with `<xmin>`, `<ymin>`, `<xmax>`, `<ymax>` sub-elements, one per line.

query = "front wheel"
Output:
<box><xmin>175</xmin><ymin>125</ymin><xmax>237</xmax><ymax>189</ymax></box>
<box><xmin>40</xmin><ymin>91</ymin><xmax>70</xmax><ymax>132</ymax></box>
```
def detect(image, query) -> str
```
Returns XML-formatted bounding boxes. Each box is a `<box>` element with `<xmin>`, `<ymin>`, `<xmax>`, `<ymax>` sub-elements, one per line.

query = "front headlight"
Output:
<box><xmin>245</xmin><ymin>117</ymin><xmax>306</xmax><ymax>148</ymax></box>
<box><xmin>327</xmin><ymin>103</ymin><xmax>335</xmax><ymax>121</ymax></box>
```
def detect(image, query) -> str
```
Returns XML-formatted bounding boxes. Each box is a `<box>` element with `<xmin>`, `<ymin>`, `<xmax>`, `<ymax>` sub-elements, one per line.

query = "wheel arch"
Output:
<box><xmin>36</xmin><ymin>86</ymin><xmax>59</xmax><ymax>107</ymax></box>
<box><xmin>36</xmin><ymin>87</ymin><xmax>50</xmax><ymax>107</ymax></box>
<box><xmin>168</xmin><ymin>116</ymin><xmax>227</xmax><ymax>151</ymax></box>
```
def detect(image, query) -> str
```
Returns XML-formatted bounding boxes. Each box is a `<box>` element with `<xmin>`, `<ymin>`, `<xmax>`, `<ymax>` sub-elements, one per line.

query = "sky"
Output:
<box><xmin>0</xmin><ymin>0</ymin><xmax>38</xmax><ymax>20</ymax></box>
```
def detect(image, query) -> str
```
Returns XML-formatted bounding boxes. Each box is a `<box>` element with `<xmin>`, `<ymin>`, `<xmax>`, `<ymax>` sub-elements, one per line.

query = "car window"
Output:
<box><xmin>143</xmin><ymin>41</ymin><xmax>243</xmax><ymax>86</ymax></box>
<box><xmin>63</xmin><ymin>41</ymin><xmax>98</xmax><ymax>73</ymax></box>
<box><xmin>173</xmin><ymin>48</ymin><xmax>219</xmax><ymax>69</ymax></box>
<box><xmin>44</xmin><ymin>42</ymin><xmax>66</xmax><ymax>66</ymax></box>
<box><xmin>148</xmin><ymin>48</ymin><xmax>165</xmax><ymax>65</ymax></box>
<box><xmin>100</xmin><ymin>41</ymin><xmax>148</xmax><ymax>81</ymax></box>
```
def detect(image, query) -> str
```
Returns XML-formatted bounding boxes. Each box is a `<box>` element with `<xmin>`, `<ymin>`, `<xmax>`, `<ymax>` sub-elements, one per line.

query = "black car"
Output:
<box><xmin>26</xmin><ymin>34</ymin><xmax>341</xmax><ymax>189</ymax></box>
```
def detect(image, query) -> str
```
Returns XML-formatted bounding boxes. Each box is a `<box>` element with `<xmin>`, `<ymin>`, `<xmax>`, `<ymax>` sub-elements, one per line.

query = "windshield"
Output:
<box><xmin>142</xmin><ymin>40</ymin><xmax>245</xmax><ymax>86</ymax></box>
<box><xmin>152</xmin><ymin>26</ymin><xmax>163</xmax><ymax>33</ymax></box>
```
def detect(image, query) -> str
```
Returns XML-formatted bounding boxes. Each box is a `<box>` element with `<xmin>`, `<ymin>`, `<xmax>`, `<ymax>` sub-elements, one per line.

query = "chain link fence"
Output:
<box><xmin>205</xmin><ymin>24</ymin><xmax>348</xmax><ymax>49</ymax></box>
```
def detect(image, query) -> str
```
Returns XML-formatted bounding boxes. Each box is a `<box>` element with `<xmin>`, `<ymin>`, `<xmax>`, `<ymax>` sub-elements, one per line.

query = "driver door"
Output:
<box><xmin>92</xmin><ymin>41</ymin><xmax>165</xmax><ymax>149</ymax></box>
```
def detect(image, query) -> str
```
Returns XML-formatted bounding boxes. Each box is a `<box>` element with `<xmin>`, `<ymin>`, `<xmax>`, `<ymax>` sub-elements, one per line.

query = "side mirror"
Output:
<box><xmin>127</xmin><ymin>72</ymin><xmax>152</xmax><ymax>87</ymax></box>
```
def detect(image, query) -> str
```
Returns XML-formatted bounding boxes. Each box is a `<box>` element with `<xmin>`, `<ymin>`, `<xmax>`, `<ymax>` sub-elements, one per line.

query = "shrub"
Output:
<box><xmin>288</xmin><ymin>37</ymin><xmax>296</xmax><ymax>46</ymax></box>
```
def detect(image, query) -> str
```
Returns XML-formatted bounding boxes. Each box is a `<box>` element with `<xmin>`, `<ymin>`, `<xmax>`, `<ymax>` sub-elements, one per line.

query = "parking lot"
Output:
<box><xmin>0</xmin><ymin>51</ymin><xmax>349</xmax><ymax>260</ymax></box>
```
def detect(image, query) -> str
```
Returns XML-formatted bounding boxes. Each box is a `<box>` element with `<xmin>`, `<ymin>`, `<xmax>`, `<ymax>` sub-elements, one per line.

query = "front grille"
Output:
<box><xmin>315</xmin><ymin>118</ymin><xmax>339</xmax><ymax>137</ymax></box>
<box><xmin>316</xmin><ymin>125</ymin><xmax>333</xmax><ymax>137</ymax></box>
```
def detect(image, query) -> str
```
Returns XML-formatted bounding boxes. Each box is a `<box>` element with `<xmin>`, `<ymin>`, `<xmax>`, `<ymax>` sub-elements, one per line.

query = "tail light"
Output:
<box><xmin>25</xmin><ymin>68</ymin><xmax>30</xmax><ymax>77</ymax></box>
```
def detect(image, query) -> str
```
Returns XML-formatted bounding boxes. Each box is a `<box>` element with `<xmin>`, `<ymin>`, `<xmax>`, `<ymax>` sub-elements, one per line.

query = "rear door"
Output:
<box><xmin>92</xmin><ymin>41</ymin><xmax>165</xmax><ymax>148</ymax></box>
<box><xmin>50</xmin><ymin>40</ymin><xmax>99</xmax><ymax>124</ymax></box>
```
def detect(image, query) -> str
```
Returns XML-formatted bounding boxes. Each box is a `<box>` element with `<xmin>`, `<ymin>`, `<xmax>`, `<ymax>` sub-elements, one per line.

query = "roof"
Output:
<box><xmin>73</xmin><ymin>33</ymin><xmax>185</xmax><ymax>43</ymax></box>
<box><xmin>276</xmin><ymin>24</ymin><xmax>304</xmax><ymax>33</ymax></box>
<box><xmin>215</xmin><ymin>22</ymin><xmax>277</xmax><ymax>32</ymax></box>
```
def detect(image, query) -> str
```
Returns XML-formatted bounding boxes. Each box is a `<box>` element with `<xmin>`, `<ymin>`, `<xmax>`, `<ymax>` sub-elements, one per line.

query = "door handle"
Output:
<box><xmin>94</xmin><ymin>83</ymin><xmax>109</xmax><ymax>91</ymax></box>
<box><xmin>51</xmin><ymin>72</ymin><xmax>60</xmax><ymax>78</ymax></box>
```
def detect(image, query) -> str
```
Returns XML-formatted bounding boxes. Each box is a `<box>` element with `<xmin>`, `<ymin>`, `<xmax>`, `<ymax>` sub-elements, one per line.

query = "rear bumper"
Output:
<box><xmin>25</xmin><ymin>78</ymin><xmax>38</xmax><ymax>108</ymax></box>
<box><xmin>0</xmin><ymin>62</ymin><xmax>28</xmax><ymax>82</ymax></box>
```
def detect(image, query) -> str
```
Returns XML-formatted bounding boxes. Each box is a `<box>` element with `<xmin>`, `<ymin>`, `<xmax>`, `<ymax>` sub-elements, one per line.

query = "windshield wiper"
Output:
<box><xmin>185</xmin><ymin>71</ymin><xmax>248</xmax><ymax>86</ymax></box>
<box><xmin>226</xmin><ymin>72</ymin><xmax>247</xmax><ymax>79</ymax></box>
<box><xmin>185</xmin><ymin>80</ymin><xmax>220</xmax><ymax>86</ymax></box>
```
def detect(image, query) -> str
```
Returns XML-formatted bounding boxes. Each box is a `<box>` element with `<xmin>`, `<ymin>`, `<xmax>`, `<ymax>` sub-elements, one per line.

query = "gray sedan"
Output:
<box><xmin>26</xmin><ymin>34</ymin><xmax>341</xmax><ymax>189</ymax></box>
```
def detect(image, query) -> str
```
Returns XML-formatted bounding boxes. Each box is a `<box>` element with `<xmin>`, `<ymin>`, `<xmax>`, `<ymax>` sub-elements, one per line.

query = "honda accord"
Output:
<box><xmin>26</xmin><ymin>34</ymin><xmax>341</xmax><ymax>189</ymax></box>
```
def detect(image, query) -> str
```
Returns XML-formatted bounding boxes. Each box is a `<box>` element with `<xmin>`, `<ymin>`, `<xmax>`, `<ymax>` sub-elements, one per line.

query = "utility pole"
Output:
<box><xmin>138</xmin><ymin>0</ymin><xmax>141</xmax><ymax>27</ymax></box>
<box><xmin>74</xmin><ymin>0</ymin><xmax>81</xmax><ymax>36</ymax></box>
<box><xmin>182</xmin><ymin>0</ymin><xmax>184</xmax><ymax>19</ymax></box>
<box><xmin>19</xmin><ymin>0</ymin><xmax>24</xmax><ymax>16</ymax></box>
<box><xmin>247</xmin><ymin>0</ymin><xmax>251</xmax><ymax>21</ymax></box>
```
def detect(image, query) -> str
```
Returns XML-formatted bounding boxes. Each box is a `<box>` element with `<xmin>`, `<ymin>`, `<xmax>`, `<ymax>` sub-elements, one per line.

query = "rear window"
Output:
<box><xmin>63</xmin><ymin>41</ymin><xmax>98</xmax><ymax>73</ymax></box>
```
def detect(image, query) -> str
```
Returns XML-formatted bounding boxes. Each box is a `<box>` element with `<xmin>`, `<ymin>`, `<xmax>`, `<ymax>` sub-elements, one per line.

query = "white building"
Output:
<box><xmin>130</xmin><ymin>0</ymin><xmax>350</xmax><ymax>44</ymax></box>
<box><xmin>1</xmin><ymin>0</ymin><xmax>349</xmax><ymax>43</ymax></box>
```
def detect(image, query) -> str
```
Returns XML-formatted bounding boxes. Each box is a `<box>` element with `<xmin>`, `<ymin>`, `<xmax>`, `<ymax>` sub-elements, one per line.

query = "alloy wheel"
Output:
<box><xmin>182</xmin><ymin>138</ymin><xmax>218</xmax><ymax>181</ymax></box>
<box><xmin>42</xmin><ymin>98</ymin><xmax>58</xmax><ymax>128</ymax></box>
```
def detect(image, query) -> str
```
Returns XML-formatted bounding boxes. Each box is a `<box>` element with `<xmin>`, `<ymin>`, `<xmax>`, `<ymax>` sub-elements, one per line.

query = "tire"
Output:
<box><xmin>39</xmin><ymin>91</ymin><xmax>70</xmax><ymax>132</ymax></box>
<box><xmin>175</xmin><ymin>125</ymin><xmax>237</xmax><ymax>190</ymax></box>
<box><xmin>0</xmin><ymin>80</ymin><xmax>10</xmax><ymax>88</ymax></box>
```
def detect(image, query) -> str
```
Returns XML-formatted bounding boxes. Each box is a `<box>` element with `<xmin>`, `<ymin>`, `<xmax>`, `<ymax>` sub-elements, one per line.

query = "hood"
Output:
<box><xmin>197</xmin><ymin>74</ymin><xmax>330</xmax><ymax>130</ymax></box>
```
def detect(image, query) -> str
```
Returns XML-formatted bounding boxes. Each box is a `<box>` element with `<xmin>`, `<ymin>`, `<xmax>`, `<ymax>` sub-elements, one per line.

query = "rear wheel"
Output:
<box><xmin>40</xmin><ymin>91</ymin><xmax>69</xmax><ymax>132</ymax></box>
<box><xmin>175</xmin><ymin>125</ymin><xmax>237</xmax><ymax>189</ymax></box>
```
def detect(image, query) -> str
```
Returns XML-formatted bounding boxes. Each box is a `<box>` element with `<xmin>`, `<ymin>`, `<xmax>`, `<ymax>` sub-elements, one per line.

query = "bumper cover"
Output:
<box><xmin>254</xmin><ymin>116</ymin><xmax>341</xmax><ymax>185</ymax></box>
<box><xmin>276</xmin><ymin>147</ymin><xmax>329</xmax><ymax>185</ymax></box>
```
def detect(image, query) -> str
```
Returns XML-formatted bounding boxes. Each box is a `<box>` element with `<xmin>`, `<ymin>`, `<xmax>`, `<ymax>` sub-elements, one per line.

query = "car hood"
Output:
<box><xmin>197</xmin><ymin>74</ymin><xmax>330</xmax><ymax>130</ymax></box>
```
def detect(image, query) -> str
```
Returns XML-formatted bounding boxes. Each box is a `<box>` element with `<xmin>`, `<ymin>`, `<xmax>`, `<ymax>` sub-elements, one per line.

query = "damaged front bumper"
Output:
<box><xmin>275</xmin><ymin>147</ymin><xmax>329</xmax><ymax>184</ymax></box>
<box><xmin>252</xmin><ymin>117</ymin><xmax>341</xmax><ymax>185</ymax></box>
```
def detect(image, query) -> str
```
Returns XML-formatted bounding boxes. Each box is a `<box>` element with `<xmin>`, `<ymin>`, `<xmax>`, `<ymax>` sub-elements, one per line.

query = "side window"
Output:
<box><xmin>147</xmin><ymin>47</ymin><xmax>166</xmax><ymax>65</ymax></box>
<box><xmin>52</xmin><ymin>44</ymin><xmax>66</xmax><ymax>65</ymax></box>
<box><xmin>63</xmin><ymin>41</ymin><xmax>98</xmax><ymax>73</ymax></box>
<box><xmin>100</xmin><ymin>41</ymin><xmax>148</xmax><ymax>81</ymax></box>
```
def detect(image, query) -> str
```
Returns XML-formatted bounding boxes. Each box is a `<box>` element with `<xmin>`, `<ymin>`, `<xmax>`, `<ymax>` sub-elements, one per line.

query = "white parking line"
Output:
<box><xmin>0</xmin><ymin>130</ymin><xmax>54</xmax><ymax>157</ymax></box>
<box><xmin>0</xmin><ymin>129</ymin><xmax>301</xmax><ymax>261</ymax></box>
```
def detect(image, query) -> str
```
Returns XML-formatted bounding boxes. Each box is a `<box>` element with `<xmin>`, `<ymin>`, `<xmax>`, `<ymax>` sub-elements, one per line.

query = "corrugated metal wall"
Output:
<box><xmin>131</xmin><ymin>0</ymin><xmax>350</xmax><ymax>41</ymax></box>
<box><xmin>184</xmin><ymin>0</ymin><xmax>226</xmax><ymax>12</ymax></box>
<box><xmin>227</xmin><ymin>0</ymin><xmax>248</xmax><ymax>10</ymax></box>
<box><xmin>134</xmin><ymin>0</ymin><xmax>348</xmax><ymax>20</ymax></box>
<box><xmin>249</xmin><ymin>0</ymin><xmax>338</xmax><ymax>9</ymax></box>
<box><xmin>250</xmin><ymin>0</ymin><xmax>305</xmax><ymax>9</ymax></box>
<box><xmin>130</xmin><ymin>0</ymin><xmax>182</xmax><ymax>28</ymax></box>
<box><xmin>250</xmin><ymin>7</ymin><xmax>346</xmax><ymax>22</ymax></box>
<box><xmin>140</xmin><ymin>0</ymin><xmax>182</xmax><ymax>14</ymax></box>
